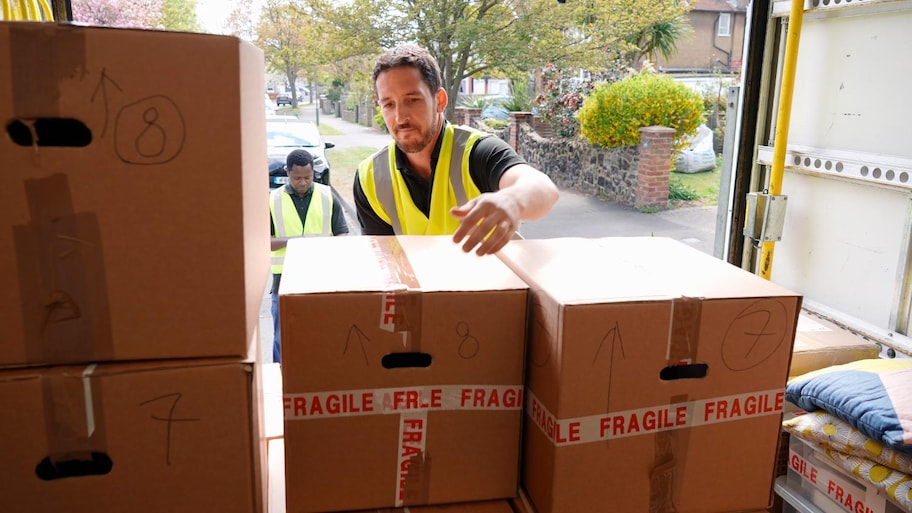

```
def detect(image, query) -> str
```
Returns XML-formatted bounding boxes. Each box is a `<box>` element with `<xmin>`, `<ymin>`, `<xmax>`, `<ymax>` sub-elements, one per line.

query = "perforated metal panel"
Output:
<box><xmin>754</xmin><ymin>4</ymin><xmax>912</xmax><ymax>347</ymax></box>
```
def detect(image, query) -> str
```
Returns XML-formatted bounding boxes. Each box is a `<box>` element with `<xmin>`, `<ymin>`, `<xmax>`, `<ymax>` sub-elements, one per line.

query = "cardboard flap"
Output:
<box><xmin>282</xmin><ymin>236</ymin><xmax>527</xmax><ymax>295</ymax></box>
<box><xmin>499</xmin><ymin>237</ymin><xmax>801</xmax><ymax>304</ymax></box>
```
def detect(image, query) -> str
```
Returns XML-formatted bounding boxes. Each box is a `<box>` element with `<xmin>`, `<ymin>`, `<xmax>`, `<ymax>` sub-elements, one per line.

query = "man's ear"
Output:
<box><xmin>436</xmin><ymin>88</ymin><xmax>448</xmax><ymax>113</ymax></box>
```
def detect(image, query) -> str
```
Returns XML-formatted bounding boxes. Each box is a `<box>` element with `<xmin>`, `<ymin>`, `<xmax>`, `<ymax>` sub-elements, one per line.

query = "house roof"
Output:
<box><xmin>691</xmin><ymin>0</ymin><xmax>748</xmax><ymax>12</ymax></box>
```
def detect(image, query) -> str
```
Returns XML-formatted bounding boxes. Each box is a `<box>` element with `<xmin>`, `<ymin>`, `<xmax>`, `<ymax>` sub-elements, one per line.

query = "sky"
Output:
<box><xmin>195</xmin><ymin>0</ymin><xmax>265</xmax><ymax>35</ymax></box>
<box><xmin>195</xmin><ymin>0</ymin><xmax>231</xmax><ymax>34</ymax></box>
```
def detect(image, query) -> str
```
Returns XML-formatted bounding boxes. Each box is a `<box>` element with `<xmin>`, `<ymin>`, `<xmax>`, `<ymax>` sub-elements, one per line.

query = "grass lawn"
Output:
<box><xmin>328</xmin><ymin>147</ymin><xmax>381</xmax><ymax>206</ymax></box>
<box><xmin>670</xmin><ymin>156</ymin><xmax>723</xmax><ymax>206</ymax></box>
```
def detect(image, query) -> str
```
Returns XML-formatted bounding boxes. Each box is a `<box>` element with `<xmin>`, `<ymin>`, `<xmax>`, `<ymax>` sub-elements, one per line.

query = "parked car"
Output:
<box><xmin>276</xmin><ymin>93</ymin><xmax>292</xmax><ymax>107</ymax></box>
<box><xmin>266</xmin><ymin>117</ymin><xmax>334</xmax><ymax>188</ymax></box>
<box><xmin>264</xmin><ymin>93</ymin><xmax>276</xmax><ymax>116</ymax></box>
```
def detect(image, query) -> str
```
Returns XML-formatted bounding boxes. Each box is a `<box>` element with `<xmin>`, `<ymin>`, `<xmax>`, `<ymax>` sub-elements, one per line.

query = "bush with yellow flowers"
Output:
<box><xmin>578</xmin><ymin>70</ymin><xmax>704</xmax><ymax>150</ymax></box>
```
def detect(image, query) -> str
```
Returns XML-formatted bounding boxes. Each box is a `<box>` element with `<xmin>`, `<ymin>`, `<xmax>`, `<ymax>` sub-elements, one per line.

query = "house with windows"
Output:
<box><xmin>657</xmin><ymin>0</ymin><xmax>749</xmax><ymax>74</ymax></box>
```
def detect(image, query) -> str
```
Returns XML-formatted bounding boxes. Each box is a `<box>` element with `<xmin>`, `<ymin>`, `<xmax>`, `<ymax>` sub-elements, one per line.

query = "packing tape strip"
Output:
<box><xmin>15</xmin><ymin>174</ymin><xmax>113</xmax><ymax>363</ymax></box>
<box><xmin>525</xmin><ymin>387</ymin><xmax>784</xmax><ymax>446</ymax></box>
<box><xmin>284</xmin><ymin>384</ymin><xmax>523</xmax><ymax>420</ymax></box>
<box><xmin>371</xmin><ymin>237</ymin><xmax>423</xmax><ymax>352</ymax></box>
<box><xmin>395</xmin><ymin>410</ymin><xmax>431</xmax><ymax>507</ymax></box>
<box><xmin>9</xmin><ymin>23</ymin><xmax>86</xmax><ymax>117</ymax></box>
<box><xmin>649</xmin><ymin>393</ymin><xmax>691</xmax><ymax>513</ymax></box>
<box><xmin>667</xmin><ymin>297</ymin><xmax>702</xmax><ymax>365</ymax></box>
<box><xmin>42</xmin><ymin>364</ymin><xmax>106</xmax><ymax>460</ymax></box>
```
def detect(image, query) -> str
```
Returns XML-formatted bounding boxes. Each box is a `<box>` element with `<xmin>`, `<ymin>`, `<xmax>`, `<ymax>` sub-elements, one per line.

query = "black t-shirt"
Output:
<box><xmin>353</xmin><ymin>123</ymin><xmax>527</xmax><ymax>235</ymax></box>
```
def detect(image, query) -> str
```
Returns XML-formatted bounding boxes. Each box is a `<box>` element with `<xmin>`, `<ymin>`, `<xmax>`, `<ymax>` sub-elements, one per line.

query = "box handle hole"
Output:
<box><xmin>381</xmin><ymin>352</ymin><xmax>432</xmax><ymax>369</ymax></box>
<box><xmin>35</xmin><ymin>452</ymin><xmax>113</xmax><ymax>480</ymax></box>
<box><xmin>660</xmin><ymin>363</ymin><xmax>708</xmax><ymax>380</ymax></box>
<box><xmin>7</xmin><ymin>118</ymin><xmax>92</xmax><ymax>147</ymax></box>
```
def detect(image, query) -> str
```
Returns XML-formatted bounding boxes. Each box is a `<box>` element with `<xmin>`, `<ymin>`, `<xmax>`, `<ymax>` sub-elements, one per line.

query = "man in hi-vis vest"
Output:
<box><xmin>353</xmin><ymin>44</ymin><xmax>559</xmax><ymax>256</ymax></box>
<box><xmin>270</xmin><ymin>149</ymin><xmax>348</xmax><ymax>363</ymax></box>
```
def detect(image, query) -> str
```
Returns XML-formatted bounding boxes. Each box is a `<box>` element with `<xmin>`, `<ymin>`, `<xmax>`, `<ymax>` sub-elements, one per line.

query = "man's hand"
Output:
<box><xmin>450</xmin><ymin>192</ymin><xmax>521</xmax><ymax>256</ymax></box>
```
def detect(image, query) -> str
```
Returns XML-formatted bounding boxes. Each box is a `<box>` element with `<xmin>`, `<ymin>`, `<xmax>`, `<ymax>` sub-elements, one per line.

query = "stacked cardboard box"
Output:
<box><xmin>344</xmin><ymin>501</ymin><xmax>515</xmax><ymax>513</ymax></box>
<box><xmin>497</xmin><ymin>237</ymin><xmax>803</xmax><ymax>513</ymax></box>
<box><xmin>278</xmin><ymin>236</ymin><xmax>529</xmax><ymax>512</ymax></box>
<box><xmin>783</xmin><ymin>436</ymin><xmax>904</xmax><ymax>513</ymax></box>
<box><xmin>0</xmin><ymin>22</ymin><xmax>270</xmax><ymax>513</ymax></box>
<box><xmin>789</xmin><ymin>311</ymin><xmax>881</xmax><ymax>378</ymax></box>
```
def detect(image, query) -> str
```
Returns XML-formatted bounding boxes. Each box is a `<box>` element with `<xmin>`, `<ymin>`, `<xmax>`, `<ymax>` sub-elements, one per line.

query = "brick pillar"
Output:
<box><xmin>509</xmin><ymin>112</ymin><xmax>533</xmax><ymax>151</ymax></box>
<box><xmin>454</xmin><ymin>107</ymin><xmax>467</xmax><ymax>125</ymax></box>
<box><xmin>465</xmin><ymin>107</ymin><xmax>482</xmax><ymax>126</ymax></box>
<box><xmin>636</xmin><ymin>126</ymin><xmax>675</xmax><ymax>210</ymax></box>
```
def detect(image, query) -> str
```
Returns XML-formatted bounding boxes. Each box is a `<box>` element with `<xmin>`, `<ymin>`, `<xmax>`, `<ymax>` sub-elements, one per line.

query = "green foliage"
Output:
<box><xmin>485</xmin><ymin>119</ymin><xmax>510</xmax><ymax>130</ymax></box>
<box><xmin>501</xmin><ymin>80</ymin><xmax>535</xmax><ymax>112</ymax></box>
<box><xmin>325</xmin><ymin>85</ymin><xmax>342</xmax><ymax>103</ymax></box>
<box><xmin>161</xmin><ymin>0</ymin><xmax>200</xmax><ymax>32</ymax></box>
<box><xmin>578</xmin><ymin>70</ymin><xmax>704</xmax><ymax>149</ymax></box>
<box><xmin>668</xmin><ymin>175</ymin><xmax>699</xmax><ymax>201</ymax></box>
<box><xmin>458</xmin><ymin>95</ymin><xmax>492</xmax><ymax>109</ymax></box>
<box><xmin>535</xmin><ymin>63</ymin><xmax>625</xmax><ymax>138</ymax></box>
<box><xmin>257</xmin><ymin>0</ymin><xmax>324</xmax><ymax>107</ymax></box>
<box><xmin>374</xmin><ymin>105</ymin><xmax>389</xmax><ymax>133</ymax></box>
<box><xmin>624</xmin><ymin>14</ymin><xmax>692</xmax><ymax>66</ymax></box>
<box><xmin>300</xmin><ymin>0</ymin><xmax>690</xmax><ymax>121</ymax></box>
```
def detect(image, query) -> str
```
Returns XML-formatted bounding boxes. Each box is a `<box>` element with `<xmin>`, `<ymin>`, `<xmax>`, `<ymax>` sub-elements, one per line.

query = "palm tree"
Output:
<box><xmin>627</xmin><ymin>15</ymin><xmax>693</xmax><ymax>67</ymax></box>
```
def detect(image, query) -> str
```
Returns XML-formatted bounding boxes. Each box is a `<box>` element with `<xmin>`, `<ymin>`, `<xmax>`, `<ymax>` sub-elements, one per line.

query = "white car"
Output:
<box><xmin>265</xmin><ymin>117</ymin><xmax>334</xmax><ymax>188</ymax></box>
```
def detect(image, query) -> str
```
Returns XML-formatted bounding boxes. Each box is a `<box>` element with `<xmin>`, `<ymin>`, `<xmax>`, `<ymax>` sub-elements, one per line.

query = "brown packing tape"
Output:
<box><xmin>42</xmin><ymin>365</ymin><xmax>107</xmax><ymax>460</ymax></box>
<box><xmin>400</xmin><ymin>451</ymin><xmax>432</xmax><ymax>506</ymax></box>
<box><xmin>10</xmin><ymin>23</ymin><xmax>86</xmax><ymax>116</ymax></box>
<box><xmin>371</xmin><ymin>237</ymin><xmax>423</xmax><ymax>352</ymax></box>
<box><xmin>15</xmin><ymin>174</ymin><xmax>113</xmax><ymax>363</ymax></box>
<box><xmin>649</xmin><ymin>393</ymin><xmax>691</xmax><ymax>513</ymax></box>
<box><xmin>668</xmin><ymin>297</ymin><xmax>702</xmax><ymax>364</ymax></box>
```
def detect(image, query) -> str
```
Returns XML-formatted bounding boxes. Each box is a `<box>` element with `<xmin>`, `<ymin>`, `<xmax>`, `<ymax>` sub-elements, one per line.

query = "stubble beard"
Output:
<box><xmin>395</xmin><ymin>116</ymin><xmax>439</xmax><ymax>154</ymax></box>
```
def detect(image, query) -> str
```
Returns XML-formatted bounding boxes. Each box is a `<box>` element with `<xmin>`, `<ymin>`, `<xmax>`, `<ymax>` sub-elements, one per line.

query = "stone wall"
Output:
<box><xmin>517</xmin><ymin>123</ymin><xmax>641</xmax><ymax>206</ymax></box>
<box><xmin>340</xmin><ymin>96</ymin><xmax>377</xmax><ymax>127</ymax></box>
<box><xmin>464</xmin><ymin>110</ymin><xmax>671</xmax><ymax>210</ymax></box>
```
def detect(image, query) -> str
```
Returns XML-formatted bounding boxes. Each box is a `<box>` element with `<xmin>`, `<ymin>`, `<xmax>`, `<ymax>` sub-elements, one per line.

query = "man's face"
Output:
<box><xmin>287</xmin><ymin>164</ymin><xmax>314</xmax><ymax>196</ymax></box>
<box><xmin>376</xmin><ymin>66</ymin><xmax>446</xmax><ymax>154</ymax></box>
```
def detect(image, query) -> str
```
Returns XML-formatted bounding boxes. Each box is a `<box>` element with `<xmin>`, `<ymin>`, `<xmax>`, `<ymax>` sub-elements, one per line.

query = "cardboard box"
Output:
<box><xmin>508</xmin><ymin>488</ymin><xmax>537</xmax><ymax>513</ymax></box>
<box><xmin>346</xmin><ymin>501</ymin><xmax>515</xmax><ymax>513</ymax></box>
<box><xmin>279</xmin><ymin>236</ymin><xmax>529</xmax><ymax>512</ymax></box>
<box><xmin>0</xmin><ymin>23</ymin><xmax>269</xmax><ymax>366</ymax></box>
<box><xmin>0</xmin><ymin>358</ymin><xmax>267</xmax><ymax>513</ymax></box>
<box><xmin>789</xmin><ymin>311</ymin><xmax>881</xmax><ymax>378</ymax></box>
<box><xmin>497</xmin><ymin>237</ymin><xmax>803</xmax><ymax>513</ymax></box>
<box><xmin>785</xmin><ymin>436</ymin><xmax>902</xmax><ymax>513</ymax></box>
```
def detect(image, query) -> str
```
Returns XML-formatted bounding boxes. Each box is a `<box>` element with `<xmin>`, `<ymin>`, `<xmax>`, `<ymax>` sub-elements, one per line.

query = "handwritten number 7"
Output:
<box><xmin>139</xmin><ymin>393</ymin><xmax>200</xmax><ymax>465</ymax></box>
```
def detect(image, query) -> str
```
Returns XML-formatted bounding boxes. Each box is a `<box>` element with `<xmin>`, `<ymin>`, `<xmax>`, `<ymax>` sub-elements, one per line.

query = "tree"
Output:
<box><xmin>257</xmin><ymin>0</ymin><xmax>324</xmax><ymax>107</ymax></box>
<box><xmin>304</xmin><ymin>0</ymin><xmax>691</xmax><ymax>120</ymax></box>
<box><xmin>225</xmin><ymin>0</ymin><xmax>259</xmax><ymax>41</ymax></box>
<box><xmin>71</xmin><ymin>0</ymin><xmax>165</xmax><ymax>28</ymax></box>
<box><xmin>161</xmin><ymin>0</ymin><xmax>201</xmax><ymax>32</ymax></box>
<box><xmin>625</xmin><ymin>14</ymin><xmax>693</xmax><ymax>67</ymax></box>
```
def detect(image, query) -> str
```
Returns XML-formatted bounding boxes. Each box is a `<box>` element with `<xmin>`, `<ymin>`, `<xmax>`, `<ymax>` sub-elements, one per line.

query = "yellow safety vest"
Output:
<box><xmin>270</xmin><ymin>183</ymin><xmax>333</xmax><ymax>274</ymax></box>
<box><xmin>357</xmin><ymin>124</ymin><xmax>489</xmax><ymax>235</ymax></box>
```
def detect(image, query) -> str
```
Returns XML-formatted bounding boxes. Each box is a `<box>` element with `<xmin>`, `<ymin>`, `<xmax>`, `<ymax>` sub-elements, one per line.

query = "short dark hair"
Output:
<box><xmin>372</xmin><ymin>44</ymin><xmax>442</xmax><ymax>95</ymax></box>
<box><xmin>286</xmin><ymin>149</ymin><xmax>313</xmax><ymax>170</ymax></box>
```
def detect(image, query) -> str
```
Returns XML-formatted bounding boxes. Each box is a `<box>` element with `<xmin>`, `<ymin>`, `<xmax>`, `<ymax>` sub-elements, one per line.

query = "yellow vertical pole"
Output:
<box><xmin>0</xmin><ymin>0</ymin><xmax>54</xmax><ymax>20</ymax></box>
<box><xmin>759</xmin><ymin>0</ymin><xmax>805</xmax><ymax>280</ymax></box>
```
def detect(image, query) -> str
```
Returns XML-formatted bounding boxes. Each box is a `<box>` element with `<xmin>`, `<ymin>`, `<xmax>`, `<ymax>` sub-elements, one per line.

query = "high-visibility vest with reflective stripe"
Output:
<box><xmin>357</xmin><ymin>124</ymin><xmax>489</xmax><ymax>235</ymax></box>
<box><xmin>270</xmin><ymin>183</ymin><xmax>333</xmax><ymax>274</ymax></box>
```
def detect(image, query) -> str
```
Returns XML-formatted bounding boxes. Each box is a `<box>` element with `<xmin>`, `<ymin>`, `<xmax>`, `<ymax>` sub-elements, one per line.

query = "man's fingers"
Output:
<box><xmin>461</xmin><ymin>218</ymin><xmax>515</xmax><ymax>255</ymax></box>
<box><xmin>449</xmin><ymin>201</ymin><xmax>478</xmax><ymax>243</ymax></box>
